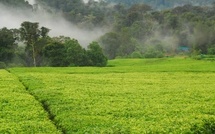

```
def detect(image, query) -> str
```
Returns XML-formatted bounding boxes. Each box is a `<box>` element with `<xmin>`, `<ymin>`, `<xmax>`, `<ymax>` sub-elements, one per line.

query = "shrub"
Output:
<box><xmin>0</xmin><ymin>61</ymin><xmax>6</xmax><ymax>69</ymax></box>
<box><xmin>144</xmin><ymin>50</ymin><xmax>164</xmax><ymax>58</ymax></box>
<box><xmin>131</xmin><ymin>51</ymin><xmax>142</xmax><ymax>58</ymax></box>
<box><xmin>190</xmin><ymin>118</ymin><xmax>215</xmax><ymax>134</ymax></box>
<box><xmin>208</xmin><ymin>46</ymin><xmax>215</xmax><ymax>55</ymax></box>
<box><xmin>87</xmin><ymin>41</ymin><xmax>108</xmax><ymax>67</ymax></box>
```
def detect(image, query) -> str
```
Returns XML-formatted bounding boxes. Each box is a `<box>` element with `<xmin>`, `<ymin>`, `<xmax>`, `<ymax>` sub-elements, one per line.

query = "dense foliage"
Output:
<box><xmin>106</xmin><ymin>0</ymin><xmax>215</xmax><ymax>9</ymax></box>
<box><xmin>1</xmin><ymin>0</ymin><xmax>215</xmax><ymax>65</ymax></box>
<box><xmin>43</xmin><ymin>39</ymin><xmax>107</xmax><ymax>67</ymax></box>
<box><xmin>0</xmin><ymin>0</ymin><xmax>32</xmax><ymax>9</ymax></box>
<box><xmin>0</xmin><ymin>22</ymin><xmax>107</xmax><ymax>67</ymax></box>
<box><xmin>0</xmin><ymin>28</ymin><xmax>17</xmax><ymax>64</ymax></box>
<box><xmin>37</xmin><ymin>0</ymin><xmax>112</xmax><ymax>28</ymax></box>
<box><xmin>0</xmin><ymin>70</ymin><xmax>60</xmax><ymax>133</ymax></box>
<box><xmin>99</xmin><ymin>3</ymin><xmax>215</xmax><ymax>59</ymax></box>
<box><xmin>35</xmin><ymin>0</ymin><xmax>215</xmax><ymax>59</ymax></box>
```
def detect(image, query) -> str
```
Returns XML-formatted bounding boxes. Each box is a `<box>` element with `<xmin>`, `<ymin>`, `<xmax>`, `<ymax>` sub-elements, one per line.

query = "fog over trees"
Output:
<box><xmin>0</xmin><ymin>0</ymin><xmax>215</xmax><ymax>67</ymax></box>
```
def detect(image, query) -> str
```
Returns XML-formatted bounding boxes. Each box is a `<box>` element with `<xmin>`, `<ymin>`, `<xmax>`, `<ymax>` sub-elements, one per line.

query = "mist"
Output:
<box><xmin>26</xmin><ymin>0</ymin><xmax>35</xmax><ymax>5</ymax></box>
<box><xmin>83</xmin><ymin>0</ymin><xmax>99</xmax><ymax>3</ymax></box>
<box><xmin>0</xmin><ymin>1</ymin><xmax>107</xmax><ymax>47</ymax></box>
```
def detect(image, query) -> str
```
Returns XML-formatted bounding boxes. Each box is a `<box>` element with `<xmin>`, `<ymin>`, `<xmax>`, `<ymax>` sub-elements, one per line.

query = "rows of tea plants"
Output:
<box><xmin>9</xmin><ymin>58</ymin><xmax>215</xmax><ymax>133</ymax></box>
<box><xmin>0</xmin><ymin>70</ymin><xmax>60</xmax><ymax>133</ymax></box>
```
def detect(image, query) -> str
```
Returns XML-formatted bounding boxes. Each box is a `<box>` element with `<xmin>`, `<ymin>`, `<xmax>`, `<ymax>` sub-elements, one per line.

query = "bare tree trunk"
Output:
<box><xmin>32</xmin><ymin>44</ymin><xmax>37</xmax><ymax>67</ymax></box>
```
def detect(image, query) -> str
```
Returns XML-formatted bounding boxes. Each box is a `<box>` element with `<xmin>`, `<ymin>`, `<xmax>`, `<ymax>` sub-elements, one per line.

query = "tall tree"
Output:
<box><xmin>99</xmin><ymin>32</ymin><xmax>121</xmax><ymax>59</ymax></box>
<box><xmin>43</xmin><ymin>41</ymin><xmax>68</xmax><ymax>67</ymax></box>
<box><xmin>0</xmin><ymin>28</ymin><xmax>17</xmax><ymax>64</ymax></box>
<box><xmin>19</xmin><ymin>21</ymin><xmax>49</xmax><ymax>67</ymax></box>
<box><xmin>87</xmin><ymin>41</ymin><xmax>107</xmax><ymax>67</ymax></box>
<box><xmin>65</xmin><ymin>39</ymin><xmax>85</xmax><ymax>66</ymax></box>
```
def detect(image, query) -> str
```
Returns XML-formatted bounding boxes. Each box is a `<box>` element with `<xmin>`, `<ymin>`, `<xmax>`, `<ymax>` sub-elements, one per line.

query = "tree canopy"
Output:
<box><xmin>0</xmin><ymin>28</ymin><xmax>17</xmax><ymax>64</ymax></box>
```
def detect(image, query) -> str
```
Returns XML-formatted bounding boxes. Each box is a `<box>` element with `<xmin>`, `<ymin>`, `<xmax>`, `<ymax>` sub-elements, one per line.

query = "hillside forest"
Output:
<box><xmin>1</xmin><ymin>0</ymin><xmax>215</xmax><ymax>67</ymax></box>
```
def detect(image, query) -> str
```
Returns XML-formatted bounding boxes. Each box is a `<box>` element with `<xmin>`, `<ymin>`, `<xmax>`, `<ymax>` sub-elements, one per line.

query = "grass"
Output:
<box><xmin>0</xmin><ymin>70</ymin><xmax>60</xmax><ymax>133</ymax></box>
<box><xmin>11</xmin><ymin>57</ymin><xmax>215</xmax><ymax>74</ymax></box>
<box><xmin>6</xmin><ymin>58</ymin><xmax>215</xmax><ymax>133</ymax></box>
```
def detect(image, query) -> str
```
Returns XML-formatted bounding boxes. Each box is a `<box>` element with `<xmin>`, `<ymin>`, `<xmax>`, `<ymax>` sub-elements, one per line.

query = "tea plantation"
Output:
<box><xmin>0</xmin><ymin>70</ymin><xmax>60</xmax><ymax>133</ymax></box>
<box><xmin>1</xmin><ymin>58</ymin><xmax>215</xmax><ymax>133</ymax></box>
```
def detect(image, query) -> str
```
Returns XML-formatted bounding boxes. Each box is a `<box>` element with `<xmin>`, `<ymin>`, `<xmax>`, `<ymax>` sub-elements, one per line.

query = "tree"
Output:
<box><xmin>128</xmin><ymin>4</ymin><xmax>152</xmax><ymax>14</ymax></box>
<box><xmin>191</xmin><ymin>23</ymin><xmax>212</xmax><ymax>54</ymax></box>
<box><xmin>19</xmin><ymin>21</ymin><xmax>50</xmax><ymax>67</ymax></box>
<box><xmin>34</xmin><ymin>37</ymin><xmax>52</xmax><ymax>66</ymax></box>
<box><xmin>118</xmin><ymin>28</ymin><xmax>136</xmax><ymax>56</ymax></box>
<box><xmin>144</xmin><ymin>46</ymin><xmax>164</xmax><ymax>58</ymax></box>
<box><xmin>99</xmin><ymin>32</ymin><xmax>121</xmax><ymax>59</ymax></box>
<box><xmin>52</xmin><ymin>36</ymin><xmax>71</xmax><ymax>43</ymax></box>
<box><xmin>40</xmin><ymin>27</ymin><xmax>50</xmax><ymax>38</ymax></box>
<box><xmin>0</xmin><ymin>28</ymin><xmax>17</xmax><ymax>64</ymax></box>
<box><xmin>43</xmin><ymin>42</ymin><xmax>68</xmax><ymax>67</ymax></box>
<box><xmin>124</xmin><ymin>3</ymin><xmax>152</xmax><ymax>26</ymax></box>
<box><xmin>0</xmin><ymin>0</ymin><xmax>32</xmax><ymax>9</ymax></box>
<box><xmin>87</xmin><ymin>41</ymin><xmax>107</xmax><ymax>67</ymax></box>
<box><xmin>65</xmin><ymin>39</ymin><xmax>86</xmax><ymax>66</ymax></box>
<box><xmin>165</xmin><ymin>14</ymin><xmax>180</xmax><ymax>30</ymax></box>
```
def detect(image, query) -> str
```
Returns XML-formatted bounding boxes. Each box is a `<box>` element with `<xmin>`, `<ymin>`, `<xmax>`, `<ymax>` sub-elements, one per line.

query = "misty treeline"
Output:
<box><xmin>99</xmin><ymin>3</ymin><xmax>215</xmax><ymax>59</ymax></box>
<box><xmin>106</xmin><ymin>0</ymin><xmax>215</xmax><ymax>9</ymax></box>
<box><xmin>33</xmin><ymin>0</ymin><xmax>215</xmax><ymax>59</ymax></box>
<box><xmin>0</xmin><ymin>21</ymin><xmax>107</xmax><ymax>68</ymax></box>
<box><xmin>0</xmin><ymin>0</ymin><xmax>32</xmax><ymax>8</ymax></box>
<box><xmin>1</xmin><ymin>0</ymin><xmax>215</xmax><ymax>64</ymax></box>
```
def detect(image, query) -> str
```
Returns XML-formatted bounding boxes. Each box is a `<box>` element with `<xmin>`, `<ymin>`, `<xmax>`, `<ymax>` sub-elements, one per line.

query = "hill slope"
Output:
<box><xmin>106</xmin><ymin>0</ymin><xmax>215</xmax><ymax>9</ymax></box>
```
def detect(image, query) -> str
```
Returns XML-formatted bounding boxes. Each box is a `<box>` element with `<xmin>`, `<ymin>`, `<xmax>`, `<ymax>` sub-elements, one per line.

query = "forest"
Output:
<box><xmin>0</xmin><ymin>0</ymin><xmax>215</xmax><ymax>67</ymax></box>
<box><xmin>106</xmin><ymin>0</ymin><xmax>215</xmax><ymax>9</ymax></box>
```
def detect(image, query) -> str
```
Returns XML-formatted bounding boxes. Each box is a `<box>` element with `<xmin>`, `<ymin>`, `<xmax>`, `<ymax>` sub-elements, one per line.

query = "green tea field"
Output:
<box><xmin>0</xmin><ymin>70</ymin><xmax>60</xmax><ymax>133</ymax></box>
<box><xmin>2</xmin><ymin>58</ymin><xmax>215</xmax><ymax>133</ymax></box>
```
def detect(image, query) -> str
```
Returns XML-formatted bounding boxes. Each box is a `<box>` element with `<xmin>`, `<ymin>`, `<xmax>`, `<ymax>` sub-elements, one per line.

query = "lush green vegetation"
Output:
<box><xmin>0</xmin><ymin>0</ymin><xmax>32</xmax><ymax>9</ymax></box>
<box><xmin>106</xmin><ymin>0</ymin><xmax>215</xmax><ymax>9</ymax></box>
<box><xmin>1</xmin><ymin>0</ymin><xmax>215</xmax><ymax>67</ymax></box>
<box><xmin>0</xmin><ymin>24</ymin><xmax>107</xmax><ymax>67</ymax></box>
<box><xmin>1</xmin><ymin>0</ymin><xmax>215</xmax><ymax>133</ymax></box>
<box><xmin>0</xmin><ymin>70</ymin><xmax>60</xmax><ymax>133</ymax></box>
<box><xmin>8</xmin><ymin>58</ymin><xmax>215</xmax><ymax>133</ymax></box>
<box><xmin>34</xmin><ymin>0</ymin><xmax>215</xmax><ymax>59</ymax></box>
